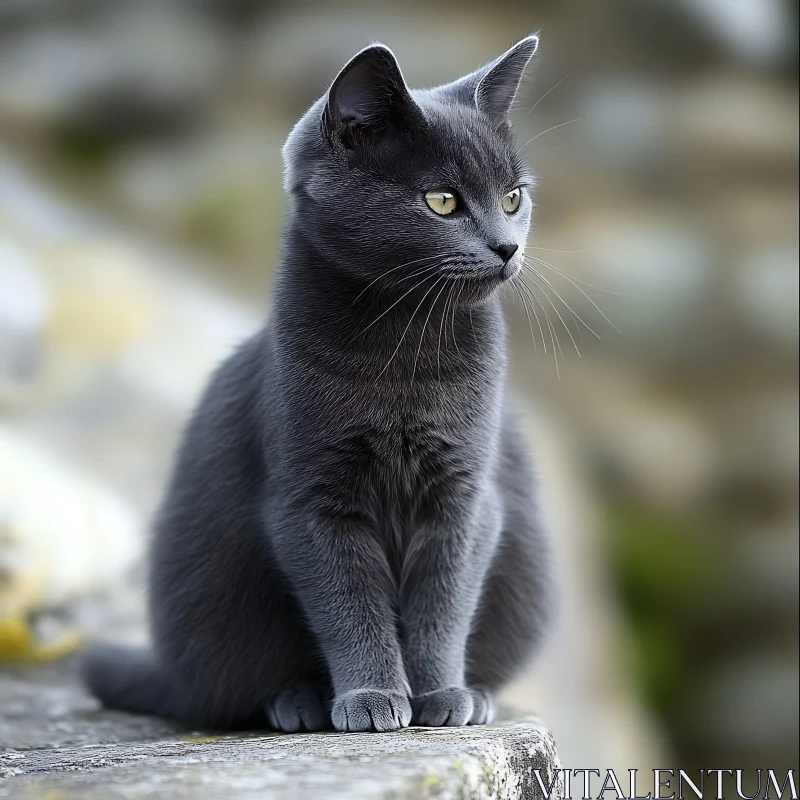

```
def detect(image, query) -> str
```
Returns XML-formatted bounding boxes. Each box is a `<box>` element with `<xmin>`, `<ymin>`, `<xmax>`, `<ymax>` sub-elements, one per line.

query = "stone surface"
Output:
<box><xmin>0</xmin><ymin>660</ymin><xmax>562</xmax><ymax>800</ymax></box>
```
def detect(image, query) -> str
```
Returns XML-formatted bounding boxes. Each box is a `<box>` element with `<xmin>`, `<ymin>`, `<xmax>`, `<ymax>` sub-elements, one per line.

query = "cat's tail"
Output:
<box><xmin>82</xmin><ymin>643</ymin><xmax>171</xmax><ymax>718</ymax></box>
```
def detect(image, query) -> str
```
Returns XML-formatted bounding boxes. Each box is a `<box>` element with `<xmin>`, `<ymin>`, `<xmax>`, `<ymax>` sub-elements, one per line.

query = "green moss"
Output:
<box><xmin>51</xmin><ymin>124</ymin><xmax>114</xmax><ymax>172</ymax></box>
<box><xmin>604</xmin><ymin>500</ymin><xmax>729</xmax><ymax>713</ymax></box>
<box><xmin>183</xmin><ymin>180</ymin><xmax>283</xmax><ymax>252</ymax></box>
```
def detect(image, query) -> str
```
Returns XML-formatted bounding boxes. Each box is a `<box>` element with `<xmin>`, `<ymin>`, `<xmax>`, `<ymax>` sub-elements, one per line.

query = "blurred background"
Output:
<box><xmin>0</xmin><ymin>0</ymin><xmax>797</xmax><ymax>787</ymax></box>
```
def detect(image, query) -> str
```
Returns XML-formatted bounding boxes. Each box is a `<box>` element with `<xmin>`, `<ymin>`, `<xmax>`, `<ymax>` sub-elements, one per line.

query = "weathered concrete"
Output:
<box><xmin>0</xmin><ymin>659</ymin><xmax>562</xmax><ymax>799</ymax></box>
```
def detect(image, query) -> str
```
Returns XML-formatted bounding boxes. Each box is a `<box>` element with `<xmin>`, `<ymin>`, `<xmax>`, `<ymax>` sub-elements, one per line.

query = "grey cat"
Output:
<box><xmin>84</xmin><ymin>34</ymin><xmax>554</xmax><ymax>733</ymax></box>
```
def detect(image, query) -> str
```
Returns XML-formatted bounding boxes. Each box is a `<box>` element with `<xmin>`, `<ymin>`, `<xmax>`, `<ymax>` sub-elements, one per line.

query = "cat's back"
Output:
<box><xmin>154</xmin><ymin>327</ymin><xmax>274</xmax><ymax>542</ymax></box>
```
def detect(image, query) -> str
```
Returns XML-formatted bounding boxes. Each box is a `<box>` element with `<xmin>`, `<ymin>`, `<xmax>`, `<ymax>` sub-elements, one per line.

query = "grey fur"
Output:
<box><xmin>84</xmin><ymin>34</ymin><xmax>554</xmax><ymax>733</ymax></box>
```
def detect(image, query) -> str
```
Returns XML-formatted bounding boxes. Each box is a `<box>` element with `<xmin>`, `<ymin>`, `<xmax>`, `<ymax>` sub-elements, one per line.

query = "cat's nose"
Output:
<box><xmin>490</xmin><ymin>243</ymin><xmax>518</xmax><ymax>263</ymax></box>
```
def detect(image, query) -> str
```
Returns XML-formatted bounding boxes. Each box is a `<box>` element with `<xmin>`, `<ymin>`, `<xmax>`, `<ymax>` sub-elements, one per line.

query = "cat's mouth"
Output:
<box><xmin>438</xmin><ymin>262</ymin><xmax>519</xmax><ymax>305</ymax></box>
<box><xmin>442</xmin><ymin>262</ymin><xmax>519</xmax><ymax>285</ymax></box>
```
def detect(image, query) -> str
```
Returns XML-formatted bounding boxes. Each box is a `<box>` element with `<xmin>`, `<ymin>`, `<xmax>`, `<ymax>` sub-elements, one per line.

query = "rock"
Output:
<box><xmin>246</xmin><ymin>8</ymin><xmax>520</xmax><ymax>113</ymax></box>
<box><xmin>0</xmin><ymin>156</ymin><xmax>260</xmax><ymax>509</ymax></box>
<box><xmin>0</xmin><ymin>238</ymin><xmax>48</xmax><ymax>342</ymax></box>
<box><xmin>555</xmin><ymin>209</ymin><xmax>717</xmax><ymax>358</ymax></box>
<box><xmin>592</xmin><ymin>214</ymin><xmax>714</xmax><ymax>320</ymax></box>
<box><xmin>672</xmin><ymin>75</ymin><xmax>798</xmax><ymax>166</ymax></box>
<box><xmin>674</xmin><ymin>0</ymin><xmax>794</xmax><ymax>67</ymax></box>
<box><xmin>110</xmin><ymin>128</ymin><xmax>286</xmax><ymax>274</ymax></box>
<box><xmin>581</xmin><ymin>79</ymin><xmax>667</xmax><ymax>169</ymax></box>
<box><xmin>719</xmin><ymin>390</ymin><xmax>799</xmax><ymax>492</ymax></box>
<box><xmin>733</xmin><ymin>523</ymin><xmax>799</xmax><ymax>612</ymax></box>
<box><xmin>0</xmin><ymin>660</ymin><xmax>562</xmax><ymax>799</ymax></box>
<box><xmin>592</xmin><ymin>393</ymin><xmax>717</xmax><ymax>509</ymax></box>
<box><xmin>0</xmin><ymin>425</ymin><xmax>141</xmax><ymax>621</ymax></box>
<box><xmin>0</xmin><ymin>236</ymin><xmax>49</xmax><ymax>403</ymax></box>
<box><xmin>0</xmin><ymin>151</ymin><xmax>91</xmax><ymax>243</ymax></box>
<box><xmin>683</xmin><ymin>652</ymin><xmax>800</xmax><ymax>749</ymax></box>
<box><xmin>735</xmin><ymin>246</ymin><xmax>799</xmax><ymax>348</ymax></box>
<box><xmin>0</xmin><ymin>6</ymin><xmax>227</xmax><ymax>138</ymax></box>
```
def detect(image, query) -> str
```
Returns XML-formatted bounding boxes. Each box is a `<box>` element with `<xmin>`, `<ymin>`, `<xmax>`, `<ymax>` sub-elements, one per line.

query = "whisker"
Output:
<box><xmin>510</xmin><ymin>276</ymin><xmax>539</xmax><ymax>355</ymax></box>
<box><xmin>575</xmin><ymin>306</ymin><xmax>585</xmax><ymax>347</ymax></box>
<box><xmin>468</xmin><ymin>307</ymin><xmax>487</xmax><ymax>359</ymax></box>
<box><xmin>523</xmin><ymin>279</ymin><xmax>548</xmax><ymax>356</ymax></box>
<box><xmin>516</xmin><ymin>118</ymin><xmax>582</xmax><ymax>155</ymax></box>
<box><xmin>437</xmin><ymin>283</ymin><xmax>454</xmax><ymax>381</ymax></box>
<box><xmin>526</xmin><ymin>253</ymin><xmax>621</xmax><ymax>295</ymax></box>
<box><xmin>538</xmin><ymin>294</ymin><xmax>562</xmax><ymax>380</ymax></box>
<box><xmin>528</xmin><ymin>246</ymin><xmax>589</xmax><ymax>254</ymax></box>
<box><xmin>398</xmin><ymin>260</ymin><xmax>448</xmax><ymax>280</ymax></box>
<box><xmin>378</xmin><ymin>276</ymin><xmax>443</xmax><ymax>378</ymax></box>
<box><xmin>515</xmin><ymin>276</ymin><xmax>547</xmax><ymax>355</ymax></box>
<box><xmin>350</xmin><ymin>253</ymin><xmax>447</xmax><ymax>305</ymax></box>
<box><xmin>526</xmin><ymin>144</ymin><xmax>570</xmax><ymax>160</ymax></box>
<box><xmin>520</xmin><ymin>275</ymin><xmax>561</xmax><ymax>379</ymax></box>
<box><xmin>357</xmin><ymin>272</ymin><xmax>439</xmax><ymax>337</ymax></box>
<box><xmin>411</xmin><ymin>276</ymin><xmax>449</xmax><ymax>383</ymax></box>
<box><xmin>524</xmin><ymin>269</ymin><xmax>583</xmax><ymax>356</ymax></box>
<box><xmin>525</xmin><ymin>256</ymin><xmax>621</xmax><ymax>332</ymax></box>
<box><xmin>525</xmin><ymin>75</ymin><xmax>569</xmax><ymax>117</ymax></box>
<box><xmin>394</xmin><ymin>262</ymin><xmax>444</xmax><ymax>285</ymax></box>
<box><xmin>362</xmin><ymin>262</ymin><xmax>441</xmax><ymax>312</ymax></box>
<box><xmin>522</xmin><ymin>260</ymin><xmax>601</xmax><ymax>340</ymax></box>
<box><xmin>450</xmin><ymin>284</ymin><xmax>463</xmax><ymax>358</ymax></box>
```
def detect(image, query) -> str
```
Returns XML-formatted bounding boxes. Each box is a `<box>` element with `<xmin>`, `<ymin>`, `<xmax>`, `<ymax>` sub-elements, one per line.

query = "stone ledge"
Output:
<box><xmin>1</xmin><ymin>721</ymin><xmax>562</xmax><ymax>800</ymax></box>
<box><xmin>0</xmin><ymin>662</ymin><xmax>562</xmax><ymax>799</ymax></box>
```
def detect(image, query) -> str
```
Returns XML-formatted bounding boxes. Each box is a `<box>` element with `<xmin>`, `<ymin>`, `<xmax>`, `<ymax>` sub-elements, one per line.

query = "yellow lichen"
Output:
<box><xmin>0</xmin><ymin>616</ymin><xmax>81</xmax><ymax>662</ymax></box>
<box><xmin>178</xmin><ymin>735</ymin><xmax>227</xmax><ymax>743</ymax></box>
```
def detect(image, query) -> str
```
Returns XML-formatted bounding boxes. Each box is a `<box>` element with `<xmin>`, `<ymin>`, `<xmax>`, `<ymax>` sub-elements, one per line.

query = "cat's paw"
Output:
<box><xmin>266</xmin><ymin>683</ymin><xmax>329</xmax><ymax>732</ymax></box>
<box><xmin>468</xmin><ymin>686</ymin><xmax>496</xmax><ymax>725</ymax></box>
<box><xmin>331</xmin><ymin>688</ymin><xmax>411</xmax><ymax>732</ymax></box>
<box><xmin>411</xmin><ymin>686</ymin><xmax>473</xmax><ymax>727</ymax></box>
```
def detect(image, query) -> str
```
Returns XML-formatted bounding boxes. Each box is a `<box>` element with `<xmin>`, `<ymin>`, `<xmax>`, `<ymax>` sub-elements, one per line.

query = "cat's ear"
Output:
<box><xmin>323</xmin><ymin>44</ymin><xmax>423</xmax><ymax>147</ymax></box>
<box><xmin>441</xmin><ymin>35</ymin><xmax>539</xmax><ymax>121</ymax></box>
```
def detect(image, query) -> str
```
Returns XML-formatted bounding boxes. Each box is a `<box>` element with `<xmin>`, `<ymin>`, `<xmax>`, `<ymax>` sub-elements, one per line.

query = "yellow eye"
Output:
<box><xmin>425</xmin><ymin>190</ymin><xmax>457</xmax><ymax>216</ymax></box>
<box><xmin>502</xmin><ymin>188</ymin><xmax>522</xmax><ymax>213</ymax></box>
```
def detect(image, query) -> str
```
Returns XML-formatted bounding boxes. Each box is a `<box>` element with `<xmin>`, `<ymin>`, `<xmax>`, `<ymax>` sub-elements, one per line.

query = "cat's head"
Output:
<box><xmin>283</xmin><ymin>35</ymin><xmax>539</xmax><ymax>306</ymax></box>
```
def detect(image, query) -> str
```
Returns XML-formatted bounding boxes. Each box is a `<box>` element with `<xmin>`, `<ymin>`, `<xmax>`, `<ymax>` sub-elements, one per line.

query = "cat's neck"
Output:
<box><xmin>271</xmin><ymin>228</ymin><xmax>507</xmax><ymax>385</ymax></box>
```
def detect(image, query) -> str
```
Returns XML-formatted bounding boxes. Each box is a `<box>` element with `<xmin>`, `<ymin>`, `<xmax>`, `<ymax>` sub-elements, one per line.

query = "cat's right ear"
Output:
<box><xmin>437</xmin><ymin>35</ymin><xmax>539</xmax><ymax>122</ymax></box>
<box><xmin>323</xmin><ymin>44</ymin><xmax>423</xmax><ymax>148</ymax></box>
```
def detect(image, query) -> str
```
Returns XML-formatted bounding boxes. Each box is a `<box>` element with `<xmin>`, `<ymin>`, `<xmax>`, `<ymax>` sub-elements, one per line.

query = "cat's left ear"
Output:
<box><xmin>440</xmin><ymin>35</ymin><xmax>539</xmax><ymax>121</ymax></box>
<box><xmin>323</xmin><ymin>44</ymin><xmax>423</xmax><ymax>147</ymax></box>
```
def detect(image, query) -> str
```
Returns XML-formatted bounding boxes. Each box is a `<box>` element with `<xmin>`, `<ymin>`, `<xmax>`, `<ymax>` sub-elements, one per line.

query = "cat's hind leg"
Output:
<box><xmin>85</xmin><ymin>643</ymin><xmax>331</xmax><ymax>731</ymax></box>
<box><xmin>265</xmin><ymin>682</ymin><xmax>330</xmax><ymax>732</ymax></box>
<box><xmin>466</xmin><ymin>518</ymin><xmax>552</xmax><ymax>695</ymax></box>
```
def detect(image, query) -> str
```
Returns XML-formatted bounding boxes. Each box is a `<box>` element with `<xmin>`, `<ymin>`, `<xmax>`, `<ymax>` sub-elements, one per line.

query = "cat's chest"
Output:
<box><xmin>368</xmin><ymin>390</ymin><xmax>496</xmax><ymax>490</ymax></box>
<box><xmin>387</xmin><ymin>413</ymin><xmax>458</xmax><ymax>472</ymax></box>
<box><xmin>371</xmin><ymin>404</ymin><xmax>496</xmax><ymax>561</ymax></box>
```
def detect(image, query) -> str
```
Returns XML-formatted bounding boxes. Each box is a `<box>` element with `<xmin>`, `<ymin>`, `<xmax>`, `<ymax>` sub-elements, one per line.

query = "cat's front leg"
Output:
<box><xmin>400</xmin><ymin>495</ymin><xmax>502</xmax><ymax>727</ymax></box>
<box><xmin>270</xmin><ymin>508</ymin><xmax>411</xmax><ymax>732</ymax></box>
